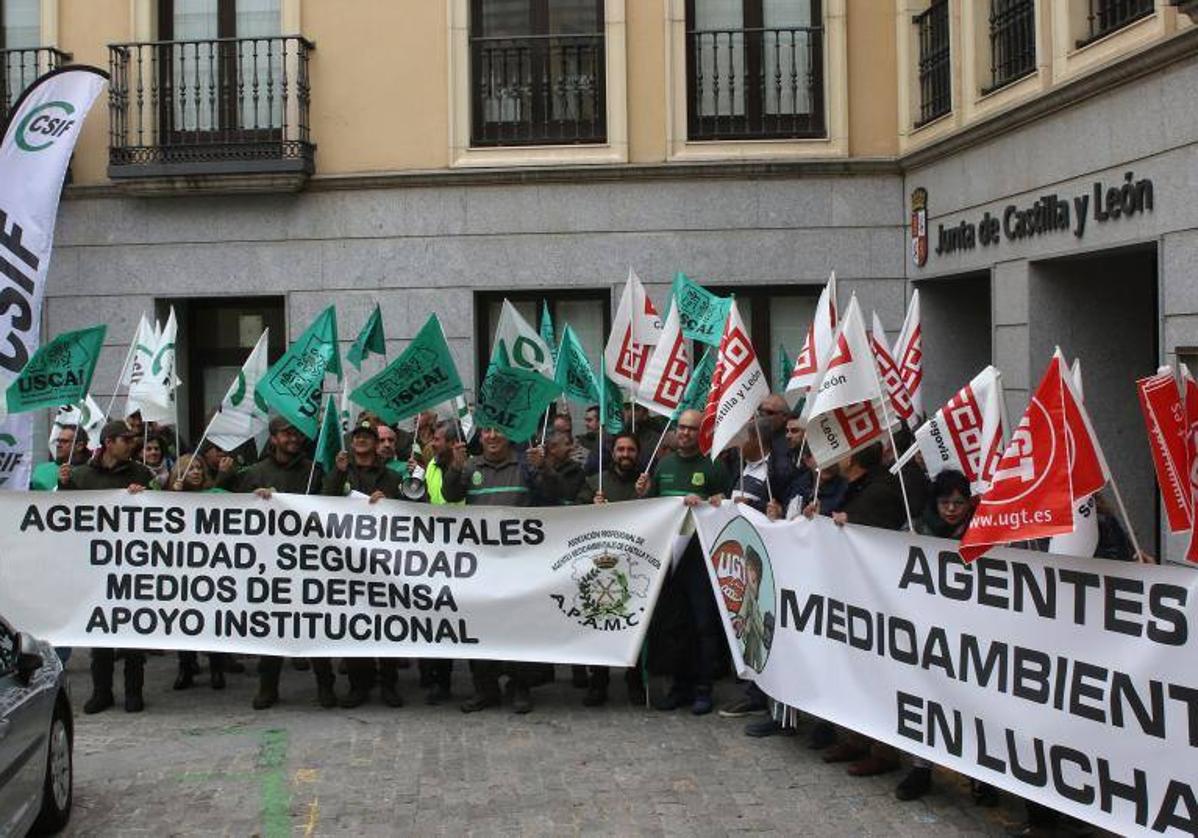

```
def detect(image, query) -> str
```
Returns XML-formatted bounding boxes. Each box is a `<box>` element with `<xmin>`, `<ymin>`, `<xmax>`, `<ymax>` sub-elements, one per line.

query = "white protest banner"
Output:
<box><xmin>0</xmin><ymin>492</ymin><xmax>688</xmax><ymax>666</ymax></box>
<box><xmin>694</xmin><ymin>505</ymin><xmax>1198</xmax><ymax>838</ymax></box>
<box><xmin>0</xmin><ymin>66</ymin><xmax>107</xmax><ymax>488</ymax></box>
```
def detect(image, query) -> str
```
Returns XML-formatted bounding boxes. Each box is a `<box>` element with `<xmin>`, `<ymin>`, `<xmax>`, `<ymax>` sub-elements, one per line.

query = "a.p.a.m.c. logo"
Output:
<box><xmin>15</xmin><ymin>101</ymin><xmax>77</xmax><ymax>152</ymax></box>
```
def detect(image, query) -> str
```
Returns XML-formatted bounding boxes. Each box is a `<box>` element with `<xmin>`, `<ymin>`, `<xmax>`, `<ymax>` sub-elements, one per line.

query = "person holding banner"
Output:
<box><xmin>321</xmin><ymin>420</ymin><xmax>405</xmax><ymax>709</ymax></box>
<box><xmin>442</xmin><ymin>427</ymin><xmax>539</xmax><ymax>714</ymax></box>
<box><xmin>219</xmin><ymin>416</ymin><xmax>337</xmax><ymax>711</ymax></box>
<box><xmin>60</xmin><ymin>420</ymin><xmax>156</xmax><ymax>714</ymax></box>
<box><xmin>650</xmin><ymin>409</ymin><xmax>729</xmax><ymax>716</ymax></box>
<box><xmin>575</xmin><ymin>430</ymin><xmax>652</xmax><ymax>706</ymax></box>
<box><xmin>417</xmin><ymin>421</ymin><xmax>461</xmax><ymax>705</ymax></box>
<box><xmin>527</xmin><ymin>431</ymin><xmax>587</xmax><ymax>507</ymax></box>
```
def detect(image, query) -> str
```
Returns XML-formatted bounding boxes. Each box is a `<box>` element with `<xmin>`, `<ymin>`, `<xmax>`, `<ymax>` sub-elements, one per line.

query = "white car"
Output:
<box><xmin>0</xmin><ymin>616</ymin><xmax>72</xmax><ymax>836</ymax></box>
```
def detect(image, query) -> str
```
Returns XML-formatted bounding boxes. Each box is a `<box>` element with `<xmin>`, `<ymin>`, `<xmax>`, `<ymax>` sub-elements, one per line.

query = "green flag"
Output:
<box><xmin>672</xmin><ymin>272</ymin><xmax>731</xmax><ymax>346</ymax></box>
<box><xmin>476</xmin><ymin>346</ymin><xmax>562</xmax><ymax>442</ymax></box>
<box><xmin>350</xmin><ymin>314</ymin><xmax>463</xmax><ymax>424</ymax></box>
<box><xmin>672</xmin><ymin>348</ymin><xmax>716</xmax><ymax>421</ymax></box>
<box><xmin>347</xmin><ymin>304</ymin><xmax>386</xmax><ymax>370</ymax></box>
<box><xmin>597</xmin><ymin>354</ymin><xmax>623</xmax><ymax>435</ymax></box>
<box><xmin>776</xmin><ymin>344</ymin><xmax>793</xmax><ymax>392</ymax></box>
<box><xmin>256</xmin><ymin>306</ymin><xmax>341</xmax><ymax>439</ymax></box>
<box><xmin>539</xmin><ymin>300</ymin><xmax>556</xmax><ymax>363</ymax></box>
<box><xmin>554</xmin><ymin>325</ymin><xmax>600</xmax><ymax>405</ymax></box>
<box><xmin>7</xmin><ymin>325</ymin><xmax>107</xmax><ymax>414</ymax></box>
<box><xmin>313</xmin><ymin>394</ymin><xmax>342</xmax><ymax>475</ymax></box>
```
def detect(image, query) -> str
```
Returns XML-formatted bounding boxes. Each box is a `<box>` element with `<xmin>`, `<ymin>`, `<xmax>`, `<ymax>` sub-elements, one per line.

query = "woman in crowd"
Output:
<box><xmin>141</xmin><ymin>433</ymin><xmax>172</xmax><ymax>488</ymax></box>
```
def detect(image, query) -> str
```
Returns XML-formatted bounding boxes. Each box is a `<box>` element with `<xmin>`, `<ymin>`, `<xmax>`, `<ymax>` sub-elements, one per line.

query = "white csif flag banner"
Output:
<box><xmin>0</xmin><ymin>66</ymin><xmax>107</xmax><ymax>488</ymax></box>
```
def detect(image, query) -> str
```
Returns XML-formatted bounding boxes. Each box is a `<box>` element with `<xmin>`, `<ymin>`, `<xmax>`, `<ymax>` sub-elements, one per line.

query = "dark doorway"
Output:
<box><xmin>916</xmin><ymin>271</ymin><xmax>992</xmax><ymax>412</ymax></box>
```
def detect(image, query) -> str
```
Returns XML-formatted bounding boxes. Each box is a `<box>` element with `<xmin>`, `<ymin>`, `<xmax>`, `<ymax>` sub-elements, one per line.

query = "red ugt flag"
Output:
<box><xmin>1137</xmin><ymin>370</ymin><xmax>1191</xmax><ymax>533</ymax></box>
<box><xmin>959</xmin><ymin>355</ymin><xmax>1075</xmax><ymax>563</ymax></box>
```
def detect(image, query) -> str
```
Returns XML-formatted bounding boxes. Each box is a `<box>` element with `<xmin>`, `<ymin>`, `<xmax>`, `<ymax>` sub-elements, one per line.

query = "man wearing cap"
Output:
<box><xmin>217</xmin><ymin>416</ymin><xmax>336</xmax><ymax>710</ymax></box>
<box><xmin>60</xmin><ymin>420</ymin><xmax>157</xmax><ymax>714</ymax></box>
<box><xmin>322</xmin><ymin>420</ymin><xmax>404</xmax><ymax>708</ymax></box>
<box><xmin>441</xmin><ymin>426</ymin><xmax>538</xmax><ymax>713</ymax></box>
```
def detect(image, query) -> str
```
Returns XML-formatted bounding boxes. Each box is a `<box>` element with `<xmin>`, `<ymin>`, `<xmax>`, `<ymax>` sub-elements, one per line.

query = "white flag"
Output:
<box><xmin>206</xmin><ymin>329</ymin><xmax>271</xmax><ymax>453</ymax></box>
<box><xmin>495</xmin><ymin>299</ymin><xmax>554</xmax><ymax>378</ymax></box>
<box><xmin>127</xmin><ymin>307</ymin><xmax>177</xmax><ymax>423</ymax></box>
<box><xmin>604</xmin><ymin>268</ymin><xmax>663</xmax><ymax>391</ymax></box>
<box><xmin>121</xmin><ymin>314</ymin><xmax>156</xmax><ymax>391</ymax></box>
<box><xmin>636</xmin><ymin>302</ymin><xmax>691</xmax><ymax>418</ymax></box>
<box><xmin>800</xmin><ymin>296</ymin><xmax>892</xmax><ymax>468</ymax></box>
<box><xmin>892</xmin><ymin>289</ymin><xmax>924</xmax><ymax>421</ymax></box>
<box><xmin>699</xmin><ymin>300</ymin><xmax>768</xmax><ymax>458</ymax></box>
<box><xmin>870</xmin><ymin>310</ymin><xmax>915</xmax><ymax>423</ymax></box>
<box><xmin>49</xmin><ymin>394</ymin><xmax>105</xmax><ymax>455</ymax></box>
<box><xmin>900</xmin><ymin>365</ymin><xmax>1006</xmax><ymax>495</ymax></box>
<box><xmin>0</xmin><ymin>67</ymin><xmax>107</xmax><ymax>489</ymax></box>
<box><xmin>452</xmin><ymin>393</ymin><xmax>475</xmax><ymax>441</ymax></box>
<box><xmin>786</xmin><ymin>271</ymin><xmax>837</xmax><ymax>394</ymax></box>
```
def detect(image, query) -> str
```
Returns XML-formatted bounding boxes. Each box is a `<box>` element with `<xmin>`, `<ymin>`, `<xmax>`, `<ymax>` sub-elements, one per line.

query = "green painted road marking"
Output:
<box><xmin>258</xmin><ymin>728</ymin><xmax>291</xmax><ymax>838</ymax></box>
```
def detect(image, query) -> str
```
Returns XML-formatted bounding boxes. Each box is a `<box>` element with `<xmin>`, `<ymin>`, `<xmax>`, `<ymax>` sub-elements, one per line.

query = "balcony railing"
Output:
<box><xmin>686</xmin><ymin>24</ymin><xmax>825</xmax><ymax>141</ymax></box>
<box><xmin>1078</xmin><ymin>0</ymin><xmax>1155</xmax><ymax>47</ymax></box>
<box><xmin>914</xmin><ymin>0</ymin><xmax>951</xmax><ymax>127</ymax></box>
<box><xmin>984</xmin><ymin>0</ymin><xmax>1036</xmax><ymax>94</ymax></box>
<box><xmin>107</xmin><ymin>35</ymin><xmax>314</xmax><ymax>179</ymax></box>
<box><xmin>1</xmin><ymin>47</ymin><xmax>72</xmax><ymax>127</ymax></box>
<box><xmin>470</xmin><ymin>33</ymin><xmax>606</xmax><ymax>147</ymax></box>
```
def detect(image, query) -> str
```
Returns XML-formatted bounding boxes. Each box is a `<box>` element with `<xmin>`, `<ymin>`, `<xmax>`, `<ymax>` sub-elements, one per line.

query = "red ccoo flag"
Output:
<box><xmin>1136</xmin><ymin>369</ymin><xmax>1191</xmax><ymax>533</ymax></box>
<box><xmin>1182</xmin><ymin>364</ymin><xmax>1198</xmax><ymax>563</ymax></box>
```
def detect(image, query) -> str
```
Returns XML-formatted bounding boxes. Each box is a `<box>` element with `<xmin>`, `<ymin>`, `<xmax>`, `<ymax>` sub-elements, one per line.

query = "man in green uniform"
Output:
<box><xmin>31</xmin><ymin>424</ymin><xmax>90</xmax><ymax>491</ymax></box>
<box><xmin>60</xmin><ymin>420</ymin><xmax>156</xmax><ymax>713</ymax></box>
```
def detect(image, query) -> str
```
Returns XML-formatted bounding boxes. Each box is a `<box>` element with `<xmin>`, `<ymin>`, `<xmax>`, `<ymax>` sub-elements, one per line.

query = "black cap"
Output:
<box><xmin>351</xmin><ymin>420</ymin><xmax>378</xmax><ymax>439</ymax></box>
<box><xmin>268</xmin><ymin>416</ymin><xmax>297</xmax><ymax>435</ymax></box>
<box><xmin>99</xmin><ymin>420</ymin><xmax>136</xmax><ymax>444</ymax></box>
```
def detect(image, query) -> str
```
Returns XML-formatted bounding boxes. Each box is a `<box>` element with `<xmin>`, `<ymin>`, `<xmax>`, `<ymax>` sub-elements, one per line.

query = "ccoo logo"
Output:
<box><xmin>15</xmin><ymin>101</ymin><xmax>77</xmax><ymax>152</ymax></box>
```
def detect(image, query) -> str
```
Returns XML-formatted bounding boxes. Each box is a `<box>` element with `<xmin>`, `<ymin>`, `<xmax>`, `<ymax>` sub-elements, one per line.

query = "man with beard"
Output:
<box><xmin>575</xmin><ymin>431</ymin><xmax>651</xmax><ymax>706</ymax></box>
<box><xmin>527</xmin><ymin>430</ymin><xmax>586</xmax><ymax>506</ymax></box>
<box><xmin>60</xmin><ymin>421</ymin><xmax>155</xmax><ymax>713</ymax></box>
<box><xmin>323</xmin><ymin>420</ymin><xmax>404</xmax><ymax>708</ymax></box>
<box><xmin>218</xmin><ymin>416</ymin><xmax>336</xmax><ymax>711</ymax></box>
<box><xmin>441</xmin><ymin>426</ymin><xmax>537</xmax><ymax>713</ymax></box>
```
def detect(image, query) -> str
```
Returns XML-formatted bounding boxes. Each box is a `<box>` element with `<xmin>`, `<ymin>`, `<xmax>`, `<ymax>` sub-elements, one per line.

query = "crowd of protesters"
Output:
<box><xmin>39</xmin><ymin>389</ymin><xmax>1149</xmax><ymax>837</ymax></box>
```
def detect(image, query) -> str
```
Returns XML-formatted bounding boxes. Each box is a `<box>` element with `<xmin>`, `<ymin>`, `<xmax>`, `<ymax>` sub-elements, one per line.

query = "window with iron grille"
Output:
<box><xmin>914</xmin><ymin>0</ymin><xmax>950</xmax><ymax>127</ymax></box>
<box><xmin>983</xmin><ymin>0</ymin><xmax>1035</xmax><ymax>94</ymax></box>
<box><xmin>685</xmin><ymin>0</ymin><xmax>825</xmax><ymax>141</ymax></box>
<box><xmin>1077</xmin><ymin>0</ymin><xmax>1155</xmax><ymax>47</ymax></box>
<box><xmin>469</xmin><ymin>0</ymin><xmax>607</xmax><ymax>147</ymax></box>
<box><xmin>1</xmin><ymin>0</ymin><xmax>46</xmax><ymax>119</ymax></box>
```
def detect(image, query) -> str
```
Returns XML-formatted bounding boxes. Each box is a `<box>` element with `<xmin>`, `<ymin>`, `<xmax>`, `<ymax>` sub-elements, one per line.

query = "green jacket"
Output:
<box><xmin>219</xmin><ymin>454</ymin><xmax>321</xmax><ymax>495</ymax></box>
<box><xmin>322</xmin><ymin>459</ymin><xmax>401</xmax><ymax>499</ymax></box>
<box><xmin>653</xmin><ymin>451</ymin><xmax>729</xmax><ymax>499</ymax></box>
<box><xmin>60</xmin><ymin>457</ymin><xmax>157</xmax><ymax>491</ymax></box>
<box><xmin>577</xmin><ymin>466</ymin><xmax>643</xmax><ymax>504</ymax></box>
<box><xmin>442</xmin><ymin>453</ymin><xmax>530</xmax><ymax>507</ymax></box>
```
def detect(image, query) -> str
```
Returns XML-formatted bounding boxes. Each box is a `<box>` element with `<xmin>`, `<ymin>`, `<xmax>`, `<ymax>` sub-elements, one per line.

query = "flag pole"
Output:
<box><xmin>869</xmin><ymin>347</ymin><xmax>915</xmax><ymax>532</ymax></box>
<box><xmin>103</xmin><ymin>331</ymin><xmax>139</xmax><ymax>421</ymax></box>
<box><xmin>306</xmin><ymin>410</ymin><xmax>322</xmax><ymax>495</ymax></box>
<box><xmin>752</xmin><ymin>419</ymin><xmax>775</xmax><ymax>503</ymax></box>
<box><xmin>644</xmin><ymin>420</ymin><xmax>672</xmax><ymax>474</ymax></box>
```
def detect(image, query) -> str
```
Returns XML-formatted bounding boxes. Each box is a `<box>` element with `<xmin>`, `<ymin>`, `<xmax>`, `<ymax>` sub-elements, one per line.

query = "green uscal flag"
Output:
<box><xmin>476</xmin><ymin>347</ymin><xmax>562</xmax><ymax>442</ymax></box>
<box><xmin>314</xmin><ymin>394</ymin><xmax>342</xmax><ymax>475</ymax></box>
<box><xmin>256</xmin><ymin>306</ymin><xmax>341</xmax><ymax>439</ymax></box>
<box><xmin>554</xmin><ymin>325</ymin><xmax>600</xmax><ymax>405</ymax></box>
<box><xmin>672</xmin><ymin>272</ymin><xmax>731</xmax><ymax>346</ymax></box>
<box><xmin>776</xmin><ymin>343</ymin><xmax>792</xmax><ymax>392</ymax></box>
<box><xmin>7</xmin><ymin>325</ymin><xmax>107</xmax><ymax>414</ymax></box>
<box><xmin>539</xmin><ymin>300</ymin><xmax>556</xmax><ymax>363</ymax></box>
<box><xmin>350</xmin><ymin>314</ymin><xmax>462</xmax><ymax>424</ymax></box>
<box><xmin>672</xmin><ymin>348</ymin><xmax>716</xmax><ymax>421</ymax></box>
<box><xmin>347</xmin><ymin>304</ymin><xmax>386</xmax><ymax>370</ymax></box>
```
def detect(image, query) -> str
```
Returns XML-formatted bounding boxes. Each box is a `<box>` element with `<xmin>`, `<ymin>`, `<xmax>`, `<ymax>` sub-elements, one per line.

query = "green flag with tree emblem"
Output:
<box><xmin>554</xmin><ymin>325</ymin><xmax>600</xmax><ymax>405</ymax></box>
<box><xmin>476</xmin><ymin>345</ymin><xmax>561</xmax><ymax>442</ymax></box>
<box><xmin>256</xmin><ymin>306</ymin><xmax>341</xmax><ymax>439</ymax></box>
<box><xmin>347</xmin><ymin>304</ymin><xmax>386</xmax><ymax>370</ymax></box>
<box><xmin>671</xmin><ymin>272</ymin><xmax>731</xmax><ymax>346</ymax></box>
<box><xmin>350</xmin><ymin>314</ymin><xmax>463</xmax><ymax>424</ymax></box>
<box><xmin>776</xmin><ymin>344</ymin><xmax>792</xmax><ymax>392</ymax></box>
<box><xmin>313</xmin><ymin>394</ymin><xmax>342</xmax><ymax>475</ymax></box>
<box><xmin>6</xmin><ymin>325</ymin><xmax>107</xmax><ymax>414</ymax></box>
<box><xmin>671</xmin><ymin>348</ymin><xmax>716</xmax><ymax>421</ymax></box>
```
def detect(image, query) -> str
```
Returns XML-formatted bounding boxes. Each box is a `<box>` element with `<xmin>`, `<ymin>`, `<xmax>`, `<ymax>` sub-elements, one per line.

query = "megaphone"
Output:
<box><xmin>401</xmin><ymin>463</ymin><xmax>426</xmax><ymax>500</ymax></box>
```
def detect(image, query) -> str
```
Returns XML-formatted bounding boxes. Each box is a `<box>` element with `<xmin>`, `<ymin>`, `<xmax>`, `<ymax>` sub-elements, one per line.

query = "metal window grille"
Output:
<box><xmin>1079</xmin><ymin>0</ymin><xmax>1155</xmax><ymax>46</ymax></box>
<box><xmin>0</xmin><ymin>47</ymin><xmax>71</xmax><ymax>127</ymax></box>
<box><xmin>985</xmin><ymin>0</ymin><xmax>1036</xmax><ymax>93</ymax></box>
<box><xmin>914</xmin><ymin>0</ymin><xmax>951</xmax><ymax>127</ymax></box>
<box><xmin>107</xmin><ymin>35</ymin><xmax>314</xmax><ymax>176</ymax></box>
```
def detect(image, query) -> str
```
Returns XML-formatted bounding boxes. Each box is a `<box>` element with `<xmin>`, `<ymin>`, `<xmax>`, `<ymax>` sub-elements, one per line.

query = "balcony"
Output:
<box><xmin>1077</xmin><ymin>0</ymin><xmax>1155</xmax><ymax>48</ymax></box>
<box><xmin>983</xmin><ymin>0</ymin><xmax>1036</xmax><ymax>94</ymax></box>
<box><xmin>1</xmin><ymin>47</ymin><xmax>72</xmax><ymax>126</ymax></box>
<box><xmin>107</xmin><ymin>35</ymin><xmax>314</xmax><ymax>194</ymax></box>
<box><xmin>914</xmin><ymin>0</ymin><xmax>951</xmax><ymax>127</ymax></box>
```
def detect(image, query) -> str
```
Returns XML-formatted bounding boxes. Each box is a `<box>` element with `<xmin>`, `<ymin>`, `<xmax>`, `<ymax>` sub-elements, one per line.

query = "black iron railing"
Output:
<box><xmin>107</xmin><ymin>35</ymin><xmax>314</xmax><ymax>176</ymax></box>
<box><xmin>914</xmin><ymin>0</ymin><xmax>951</xmax><ymax>127</ymax></box>
<box><xmin>984</xmin><ymin>0</ymin><xmax>1036</xmax><ymax>93</ymax></box>
<box><xmin>1079</xmin><ymin>0</ymin><xmax>1155</xmax><ymax>46</ymax></box>
<box><xmin>686</xmin><ymin>24</ymin><xmax>824</xmax><ymax>141</ymax></box>
<box><xmin>1</xmin><ymin>47</ymin><xmax>72</xmax><ymax>127</ymax></box>
<box><xmin>471</xmin><ymin>32</ymin><xmax>606</xmax><ymax>146</ymax></box>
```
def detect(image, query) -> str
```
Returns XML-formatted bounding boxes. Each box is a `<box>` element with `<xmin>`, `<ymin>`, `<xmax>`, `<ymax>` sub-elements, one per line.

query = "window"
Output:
<box><xmin>701</xmin><ymin>285</ymin><xmax>818</xmax><ymax>391</ymax></box>
<box><xmin>984</xmin><ymin>0</ymin><xmax>1035</xmax><ymax>93</ymax></box>
<box><xmin>469</xmin><ymin>0</ymin><xmax>606</xmax><ymax>147</ymax></box>
<box><xmin>1</xmin><ymin>0</ymin><xmax>41</xmax><ymax>114</ymax></box>
<box><xmin>1077</xmin><ymin>0</ymin><xmax>1154</xmax><ymax>47</ymax></box>
<box><xmin>685</xmin><ymin>0</ymin><xmax>824</xmax><ymax>141</ymax></box>
<box><xmin>914</xmin><ymin>0</ymin><xmax>951</xmax><ymax>127</ymax></box>
<box><xmin>474</xmin><ymin>289</ymin><xmax>611</xmax><ymax>389</ymax></box>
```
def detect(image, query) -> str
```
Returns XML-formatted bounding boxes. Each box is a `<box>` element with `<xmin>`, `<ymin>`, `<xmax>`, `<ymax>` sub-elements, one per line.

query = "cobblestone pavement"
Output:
<box><xmin>60</xmin><ymin>653</ymin><xmax>1037</xmax><ymax>837</ymax></box>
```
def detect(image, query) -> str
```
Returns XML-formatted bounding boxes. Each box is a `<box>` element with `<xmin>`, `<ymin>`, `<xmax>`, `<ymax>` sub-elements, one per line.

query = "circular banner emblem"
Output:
<box><xmin>708</xmin><ymin>516</ymin><xmax>776</xmax><ymax>673</ymax></box>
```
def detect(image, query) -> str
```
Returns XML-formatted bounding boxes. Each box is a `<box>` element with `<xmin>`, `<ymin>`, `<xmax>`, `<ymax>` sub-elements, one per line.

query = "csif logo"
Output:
<box><xmin>0</xmin><ymin>432</ymin><xmax>25</xmax><ymax>487</ymax></box>
<box><xmin>15</xmin><ymin>101</ymin><xmax>77</xmax><ymax>152</ymax></box>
